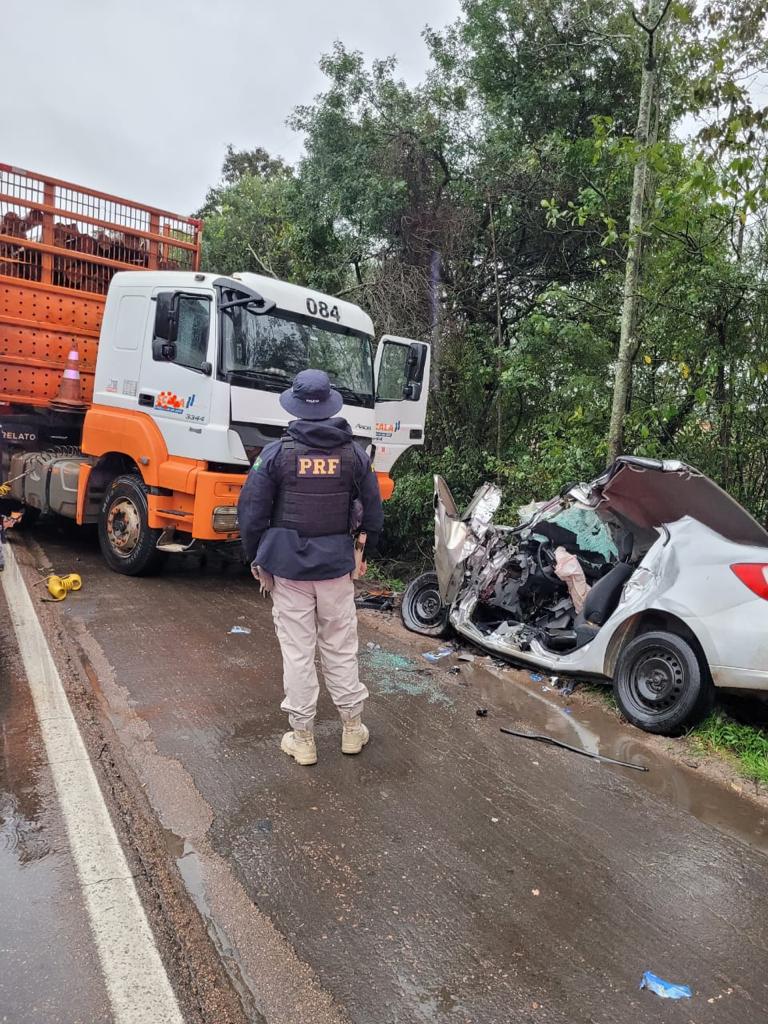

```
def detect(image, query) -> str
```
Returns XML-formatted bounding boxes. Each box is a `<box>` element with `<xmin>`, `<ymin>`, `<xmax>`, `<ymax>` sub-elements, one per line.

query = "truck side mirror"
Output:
<box><xmin>403</xmin><ymin>342</ymin><xmax>428</xmax><ymax>400</ymax></box>
<box><xmin>152</xmin><ymin>338</ymin><xmax>177</xmax><ymax>361</ymax></box>
<box><xmin>154</xmin><ymin>292</ymin><xmax>179</xmax><ymax>343</ymax></box>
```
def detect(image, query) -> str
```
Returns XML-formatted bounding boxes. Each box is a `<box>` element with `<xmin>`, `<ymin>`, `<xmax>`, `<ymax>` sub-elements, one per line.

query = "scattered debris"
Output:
<box><xmin>255</xmin><ymin>819</ymin><xmax>272</xmax><ymax>833</ymax></box>
<box><xmin>457</xmin><ymin>652</ymin><xmax>476</xmax><ymax>663</ymax></box>
<box><xmin>499</xmin><ymin>727</ymin><xmax>649</xmax><ymax>772</ymax></box>
<box><xmin>491</xmin><ymin>817</ymin><xmax>499</xmax><ymax>823</ymax></box>
<box><xmin>639</xmin><ymin>972</ymin><xmax>692</xmax><ymax>1000</ymax></box>
<box><xmin>366</xmin><ymin>641</ymin><xmax>382</xmax><ymax>651</ymax></box>
<box><xmin>366</xmin><ymin>649</ymin><xmax>454</xmax><ymax>706</ymax></box>
<box><xmin>707</xmin><ymin>988</ymin><xmax>733</xmax><ymax>1004</ymax></box>
<box><xmin>356</xmin><ymin>590</ymin><xmax>395</xmax><ymax>611</ymax></box>
<box><xmin>228</xmin><ymin>626</ymin><xmax>251</xmax><ymax>635</ymax></box>
<box><xmin>529</xmin><ymin>673</ymin><xmax>544</xmax><ymax>682</ymax></box>
<box><xmin>476</xmin><ymin>708</ymin><xmax>489</xmax><ymax>717</ymax></box>
<box><xmin>531</xmin><ymin>888</ymin><xmax>540</xmax><ymax>897</ymax></box>
<box><xmin>448</xmin><ymin>665</ymin><xmax>461</xmax><ymax>675</ymax></box>
<box><xmin>40</xmin><ymin>573</ymin><xmax>82</xmax><ymax>602</ymax></box>
<box><xmin>423</xmin><ymin>646</ymin><xmax>454</xmax><ymax>663</ymax></box>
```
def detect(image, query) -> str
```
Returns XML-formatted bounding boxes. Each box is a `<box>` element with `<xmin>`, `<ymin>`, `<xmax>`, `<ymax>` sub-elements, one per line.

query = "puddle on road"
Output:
<box><xmin>361</xmin><ymin>634</ymin><xmax>768</xmax><ymax>857</ymax></box>
<box><xmin>456</xmin><ymin>656</ymin><xmax>768</xmax><ymax>856</ymax></box>
<box><xmin>162</xmin><ymin>828</ymin><xmax>263</xmax><ymax>1022</ymax></box>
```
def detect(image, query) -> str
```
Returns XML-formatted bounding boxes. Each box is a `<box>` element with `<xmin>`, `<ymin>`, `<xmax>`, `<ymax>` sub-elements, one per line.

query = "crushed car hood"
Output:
<box><xmin>591</xmin><ymin>457</ymin><xmax>768</xmax><ymax>547</ymax></box>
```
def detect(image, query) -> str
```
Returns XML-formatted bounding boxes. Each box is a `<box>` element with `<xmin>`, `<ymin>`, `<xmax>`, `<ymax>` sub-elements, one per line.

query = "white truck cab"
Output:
<box><xmin>94</xmin><ymin>271</ymin><xmax>430</xmax><ymax>485</ymax></box>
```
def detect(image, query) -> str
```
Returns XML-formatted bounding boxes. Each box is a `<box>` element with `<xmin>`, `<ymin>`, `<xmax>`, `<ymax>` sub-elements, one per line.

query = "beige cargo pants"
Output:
<box><xmin>271</xmin><ymin>574</ymin><xmax>369</xmax><ymax>730</ymax></box>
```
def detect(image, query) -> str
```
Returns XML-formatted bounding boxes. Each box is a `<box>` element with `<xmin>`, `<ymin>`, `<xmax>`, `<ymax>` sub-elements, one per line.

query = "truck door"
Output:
<box><xmin>373</xmin><ymin>336</ymin><xmax>430</xmax><ymax>476</ymax></box>
<box><xmin>139</xmin><ymin>289</ymin><xmax>216</xmax><ymax>461</ymax></box>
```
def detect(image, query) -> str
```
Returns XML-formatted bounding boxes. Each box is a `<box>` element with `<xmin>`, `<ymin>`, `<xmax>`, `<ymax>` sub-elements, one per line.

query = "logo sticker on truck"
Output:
<box><xmin>375</xmin><ymin>420</ymin><xmax>401</xmax><ymax>438</ymax></box>
<box><xmin>156</xmin><ymin>391</ymin><xmax>197</xmax><ymax>414</ymax></box>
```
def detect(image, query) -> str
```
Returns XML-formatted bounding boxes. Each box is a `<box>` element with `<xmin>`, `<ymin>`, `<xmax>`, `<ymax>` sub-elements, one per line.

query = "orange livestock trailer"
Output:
<box><xmin>0</xmin><ymin>163</ymin><xmax>201</xmax><ymax>416</ymax></box>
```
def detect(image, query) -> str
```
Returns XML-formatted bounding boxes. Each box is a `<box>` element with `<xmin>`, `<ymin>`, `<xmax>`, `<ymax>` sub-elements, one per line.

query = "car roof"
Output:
<box><xmin>592</xmin><ymin>457</ymin><xmax>768</xmax><ymax>548</ymax></box>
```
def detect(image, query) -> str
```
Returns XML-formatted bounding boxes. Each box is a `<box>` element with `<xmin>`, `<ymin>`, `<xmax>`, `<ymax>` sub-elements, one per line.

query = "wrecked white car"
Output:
<box><xmin>401</xmin><ymin>457</ymin><xmax>768</xmax><ymax>735</ymax></box>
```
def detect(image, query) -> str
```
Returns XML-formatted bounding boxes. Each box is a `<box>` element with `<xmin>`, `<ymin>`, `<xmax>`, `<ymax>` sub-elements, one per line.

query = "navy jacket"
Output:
<box><xmin>237</xmin><ymin>417</ymin><xmax>385</xmax><ymax>581</ymax></box>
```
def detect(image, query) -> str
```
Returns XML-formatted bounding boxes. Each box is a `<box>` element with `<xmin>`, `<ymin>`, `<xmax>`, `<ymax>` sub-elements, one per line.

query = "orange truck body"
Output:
<box><xmin>0</xmin><ymin>164</ymin><xmax>242</xmax><ymax>552</ymax></box>
<box><xmin>0</xmin><ymin>162</ymin><xmax>201</xmax><ymax>410</ymax></box>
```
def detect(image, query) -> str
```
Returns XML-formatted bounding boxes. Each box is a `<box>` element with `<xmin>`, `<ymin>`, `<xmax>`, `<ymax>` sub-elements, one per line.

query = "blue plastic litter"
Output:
<box><xmin>529</xmin><ymin>673</ymin><xmax>544</xmax><ymax>682</ymax></box>
<box><xmin>423</xmin><ymin>646</ymin><xmax>453</xmax><ymax>662</ymax></box>
<box><xmin>640</xmin><ymin>972</ymin><xmax>692</xmax><ymax>1000</ymax></box>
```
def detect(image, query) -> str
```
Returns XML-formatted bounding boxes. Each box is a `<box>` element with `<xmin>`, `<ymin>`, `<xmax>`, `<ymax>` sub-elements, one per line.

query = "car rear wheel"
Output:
<box><xmin>613</xmin><ymin>630</ymin><xmax>714</xmax><ymax>735</ymax></box>
<box><xmin>401</xmin><ymin>571</ymin><xmax>451</xmax><ymax>637</ymax></box>
<box><xmin>98</xmin><ymin>474</ymin><xmax>164</xmax><ymax>576</ymax></box>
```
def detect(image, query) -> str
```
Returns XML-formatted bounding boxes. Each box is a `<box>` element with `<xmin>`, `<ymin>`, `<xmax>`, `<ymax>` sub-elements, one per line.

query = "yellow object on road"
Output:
<box><xmin>46</xmin><ymin>573</ymin><xmax>82</xmax><ymax>601</ymax></box>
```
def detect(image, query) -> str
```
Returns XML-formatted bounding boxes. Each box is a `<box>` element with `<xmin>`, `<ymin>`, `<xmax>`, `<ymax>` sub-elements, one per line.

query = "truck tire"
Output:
<box><xmin>612</xmin><ymin>630</ymin><xmax>715</xmax><ymax>736</ymax></box>
<box><xmin>98</xmin><ymin>474</ymin><xmax>164</xmax><ymax>576</ymax></box>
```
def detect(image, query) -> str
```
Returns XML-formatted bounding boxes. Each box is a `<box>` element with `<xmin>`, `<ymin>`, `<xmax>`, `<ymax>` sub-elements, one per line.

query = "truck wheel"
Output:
<box><xmin>401</xmin><ymin>571</ymin><xmax>451</xmax><ymax>637</ymax></box>
<box><xmin>98</xmin><ymin>474</ymin><xmax>163</xmax><ymax>576</ymax></box>
<box><xmin>613</xmin><ymin>630</ymin><xmax>714</xmax><ymax>736</ymax></box>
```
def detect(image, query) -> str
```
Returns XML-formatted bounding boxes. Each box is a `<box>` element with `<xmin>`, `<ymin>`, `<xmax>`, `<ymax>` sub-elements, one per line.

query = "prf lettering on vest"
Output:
<box><xmin>297</xmin><ymin>454</ymin><xmax>342</xmax><ymax>477</ymax></box>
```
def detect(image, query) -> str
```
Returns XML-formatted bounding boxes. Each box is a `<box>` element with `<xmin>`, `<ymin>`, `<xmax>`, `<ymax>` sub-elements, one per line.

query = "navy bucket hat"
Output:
<box><xmin>279</xmin><ymin>369</ymin><xmax>343</xmax><ymax>420</ymax></box>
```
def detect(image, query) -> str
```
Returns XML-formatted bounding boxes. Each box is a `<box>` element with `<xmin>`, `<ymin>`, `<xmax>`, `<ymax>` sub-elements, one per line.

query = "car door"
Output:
<box><xmin>373</xmin><ymin>336</ymin><xmax>430</xmax><ymax>475</ymax></box>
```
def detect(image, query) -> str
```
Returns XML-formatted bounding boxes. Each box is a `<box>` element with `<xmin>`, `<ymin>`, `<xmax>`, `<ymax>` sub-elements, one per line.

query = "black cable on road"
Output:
<box><xmin>500</xmin><ymin>727</ymin><xmax>650</xmax><ymax>772</ymax></box>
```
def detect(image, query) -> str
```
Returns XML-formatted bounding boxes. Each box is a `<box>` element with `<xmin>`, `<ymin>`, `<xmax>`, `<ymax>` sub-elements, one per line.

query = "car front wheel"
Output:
<box><xmin>401</xmin><ymin>571</ymin><xmax>451</xmax><ymax>637</ymax></box>
<box><xmin>613</xmin><ymin>630</ymin><xmax>714</xmax><ymax>735</ymax></box>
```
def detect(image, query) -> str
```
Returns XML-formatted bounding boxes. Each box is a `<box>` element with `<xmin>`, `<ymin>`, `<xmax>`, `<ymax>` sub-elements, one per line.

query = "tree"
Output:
<box><xmin>607</xmin><ymin>0</ymin><xmax>672</xmax><ymax>463</ymax></box>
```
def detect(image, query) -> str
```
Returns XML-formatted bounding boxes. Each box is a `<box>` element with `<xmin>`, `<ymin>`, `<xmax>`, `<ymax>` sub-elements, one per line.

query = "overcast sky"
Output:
<box><xmin>3</xmin><ymin>0</ymin><xmax>461</xmax><ymax>216</ymax></box>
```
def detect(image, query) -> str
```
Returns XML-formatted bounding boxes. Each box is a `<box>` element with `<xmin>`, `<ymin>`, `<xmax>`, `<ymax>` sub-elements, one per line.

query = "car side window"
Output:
<box><xmin>174</xmin><ymin>296</ymin><xmax>210</xmax><ymax>370</ymax></box>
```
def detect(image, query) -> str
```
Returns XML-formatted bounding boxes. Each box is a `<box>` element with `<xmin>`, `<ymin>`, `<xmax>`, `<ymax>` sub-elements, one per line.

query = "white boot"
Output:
<box><xmin>341</xmin><ymin>715</ymin><xmax>370</xmax><ymax>755</ymax></box>
<box><xmin>281</xmin><ymin>729</ymin><xmax>317</xmax><ymax>766</ymax></box>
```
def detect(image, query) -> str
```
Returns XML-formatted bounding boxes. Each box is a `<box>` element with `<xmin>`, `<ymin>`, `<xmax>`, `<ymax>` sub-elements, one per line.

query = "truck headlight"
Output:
<box><xmin>212</xmin><ymin>506</ymin><xmax>239</xmax><ymax>532</ymax></box>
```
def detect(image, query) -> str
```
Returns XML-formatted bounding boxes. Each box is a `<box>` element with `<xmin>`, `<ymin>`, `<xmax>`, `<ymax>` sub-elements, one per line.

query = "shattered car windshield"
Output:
<box><xmin>531</xmin><ymin>506</ymin><xmax>617</xmax><ymax>562</ymax></box>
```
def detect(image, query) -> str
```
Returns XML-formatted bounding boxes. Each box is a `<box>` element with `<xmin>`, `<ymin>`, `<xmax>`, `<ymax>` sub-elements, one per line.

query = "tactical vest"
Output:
<box><xmin>272</xmin><ymin>438</ymin><xmax>356</xmax><ymax>537</ymax></box>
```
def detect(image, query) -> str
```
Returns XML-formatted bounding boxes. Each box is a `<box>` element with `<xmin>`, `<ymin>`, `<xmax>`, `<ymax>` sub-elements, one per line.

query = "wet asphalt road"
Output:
<box><xmin>6</xmin><ymin>518</ymin><xmax>768</xmax><ymax>1023</ymax></box>
<box><xmin>0</xmin><ymin>581</ymin><xmax>112</xmax><ymax>1024</ymax></box>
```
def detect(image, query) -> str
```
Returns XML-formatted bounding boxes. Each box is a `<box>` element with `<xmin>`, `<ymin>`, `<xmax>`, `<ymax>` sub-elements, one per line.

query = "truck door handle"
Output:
<box><xmin>138</xmin><ymin>393</ymin><xmax>155</xmax><ymax>407</ymax></box>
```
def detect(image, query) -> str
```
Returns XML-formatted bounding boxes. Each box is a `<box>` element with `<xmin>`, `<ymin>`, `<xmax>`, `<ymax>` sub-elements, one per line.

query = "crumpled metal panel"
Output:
<box><xmin>433</xmin><ymin>476</ymin><xmax>501</xmax><ymax>604</ymax></box>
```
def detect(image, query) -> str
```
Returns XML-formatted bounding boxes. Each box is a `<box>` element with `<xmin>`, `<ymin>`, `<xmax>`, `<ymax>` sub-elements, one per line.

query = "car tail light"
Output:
<box><xmin>730</xmin><ymin>563</ymin><xmax>768</xmax><ymax>600</ymax></box>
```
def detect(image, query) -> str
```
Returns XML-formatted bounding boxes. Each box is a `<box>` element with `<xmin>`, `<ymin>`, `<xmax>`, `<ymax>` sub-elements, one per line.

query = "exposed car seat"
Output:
<box><xmin>577</xmin><ymin>561</ymin><xmax>634</xmax><ymax>627</ymax></box>
<box><xmin>543</xmin><ymin>530</ymin><xmax>635</xmax><ymax>651</ymax></box>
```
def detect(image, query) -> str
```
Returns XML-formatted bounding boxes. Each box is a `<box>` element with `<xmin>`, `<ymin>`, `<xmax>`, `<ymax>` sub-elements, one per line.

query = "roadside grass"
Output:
<box><xmin>580</xmin><ymin>684</ymin><xmax>768</xmax><ymax>787</ymax></box>
<box><xmin>691</xmin><ymin>712</ymin><xmax>768</xmax><ymax>786</ymax></box>
<box><xmin>365</xmin><ymin>560</ymin><xmax>406</xmax><ymax>591</ymax></box>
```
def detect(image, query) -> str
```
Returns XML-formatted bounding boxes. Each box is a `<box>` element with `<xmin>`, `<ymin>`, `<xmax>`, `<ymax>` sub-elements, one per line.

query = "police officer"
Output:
<box><xmin>237</xmin><ymin>369</ymin><xmax>384</xmax><ymax>766</ymax></box>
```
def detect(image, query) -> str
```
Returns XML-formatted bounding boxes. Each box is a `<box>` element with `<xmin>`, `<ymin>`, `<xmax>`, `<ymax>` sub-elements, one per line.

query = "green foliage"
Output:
<box><xmin>363</xmin><ymin>560</ymin><xmax>406</xmax><ymax>591</ymax></box>
<box><xmin>692</xmin><ymin>711</ymin><xmax>768</xmax><ymax>785</ymax></box>
<box><xmin>196</xmin><ymin>2</ymin><xmax>768</xmax><ymax>561</ymax></box>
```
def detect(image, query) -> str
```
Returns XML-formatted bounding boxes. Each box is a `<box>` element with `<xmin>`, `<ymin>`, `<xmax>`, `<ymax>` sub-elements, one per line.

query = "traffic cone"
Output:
<box><xmin>50</xmin><ymin>344</ymin><xmax>87</xmax><ymax>410</ymax></box>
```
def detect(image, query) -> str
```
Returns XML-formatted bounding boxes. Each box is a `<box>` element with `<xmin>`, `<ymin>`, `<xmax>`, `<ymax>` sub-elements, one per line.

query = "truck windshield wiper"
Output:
<box><xmin>331</xmin><ymin>384</ymin><xmax>372</xmax><ymax>407</ymax></box>
<box><xmin>225</xmin><ymin>368</ymin><xmax>292</xmax><ymax>385</ymax></box>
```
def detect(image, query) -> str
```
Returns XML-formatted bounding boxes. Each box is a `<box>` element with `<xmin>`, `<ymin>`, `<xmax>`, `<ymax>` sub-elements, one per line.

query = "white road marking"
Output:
<box><xmin>0</xmin><ymin>545</ymin><xmax>185</xmax><ymax>1024</ymax></box>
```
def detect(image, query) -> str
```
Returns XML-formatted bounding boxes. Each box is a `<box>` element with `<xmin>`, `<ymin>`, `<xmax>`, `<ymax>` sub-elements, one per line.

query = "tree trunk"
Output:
<box><xmin>606</xmin><ymin>5</ymin><xmax>665</xmax><ymax>464</ymax></box>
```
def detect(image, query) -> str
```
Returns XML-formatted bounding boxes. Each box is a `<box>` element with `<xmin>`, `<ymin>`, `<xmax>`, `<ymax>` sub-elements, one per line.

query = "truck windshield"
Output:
<box><xmin>220</xmin><ymin>305</ymin><xmax>374</xmax><ymax>407</ymax></box>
